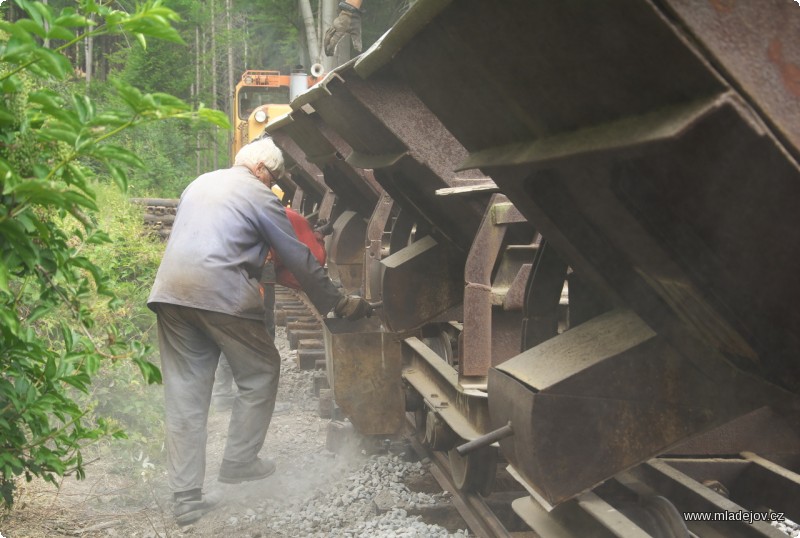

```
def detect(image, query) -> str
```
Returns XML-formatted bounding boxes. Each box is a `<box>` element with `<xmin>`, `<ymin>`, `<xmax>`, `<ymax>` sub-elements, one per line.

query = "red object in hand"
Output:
<box><xmin>272</xmin><ymin>208</ymin><xmax>327</xmax><ymax>289</ymax></box>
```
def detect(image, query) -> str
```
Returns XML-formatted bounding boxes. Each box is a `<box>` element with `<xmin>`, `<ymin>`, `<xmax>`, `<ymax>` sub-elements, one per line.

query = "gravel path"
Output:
<box><xmin>173</xmin><ymin>326</ymin><xmax>470</xmax><ymax>537</ymax></box>
<box><xmin>4</xmin><ymin>326</ymin><xmax>798</xmax><ymax>537</ymax></box>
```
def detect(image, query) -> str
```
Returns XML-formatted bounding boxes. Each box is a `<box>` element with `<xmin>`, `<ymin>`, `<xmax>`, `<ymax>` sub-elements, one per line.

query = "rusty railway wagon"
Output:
<box><xmin>264</xmin><ymin>0</ymin><xmax>800</xmax><ymax>536</ymax></box>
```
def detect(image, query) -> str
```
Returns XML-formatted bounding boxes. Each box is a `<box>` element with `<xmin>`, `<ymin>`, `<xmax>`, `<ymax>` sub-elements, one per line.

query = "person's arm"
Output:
<box><xmin>253</xmin><ymin>194</ymin><xmax>370</xmax><ymax>320</ymax></box>
<box><xmin>324</xmin><ymin>0</ymin><xmax>364</xmax><ymax>56</ymax></box>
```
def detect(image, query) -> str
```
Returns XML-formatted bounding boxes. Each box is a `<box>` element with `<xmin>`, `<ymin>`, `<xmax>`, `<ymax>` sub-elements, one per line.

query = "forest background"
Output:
<box><xmin>6</xmin><ymin>0</ymin><xmax>412</xmax><ymax>197</ymax></box>
<box><xmin>0</xmin><ymin>0</ymin><xmax>411</xmax><ymax>510</ymax></box>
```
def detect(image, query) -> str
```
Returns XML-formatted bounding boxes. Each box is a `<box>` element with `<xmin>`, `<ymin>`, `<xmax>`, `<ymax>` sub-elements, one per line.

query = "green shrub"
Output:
<box><xmin>0</xmin><ymin>0</ymin><xmax>228</xmax><ymax>507</ymax></box>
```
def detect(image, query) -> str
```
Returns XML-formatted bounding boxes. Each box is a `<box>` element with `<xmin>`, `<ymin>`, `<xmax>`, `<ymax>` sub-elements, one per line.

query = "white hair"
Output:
<box><xmin>234</xmin><ymin>137</ymin><xmax>286</xmax><ymax>180</ymax></box>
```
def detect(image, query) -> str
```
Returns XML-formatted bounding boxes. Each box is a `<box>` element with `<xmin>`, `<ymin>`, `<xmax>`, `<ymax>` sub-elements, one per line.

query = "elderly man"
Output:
<box><xmin>147</xmin><ymin>137</ymin><xmax>370</xmax><ymax>525</ymax></box>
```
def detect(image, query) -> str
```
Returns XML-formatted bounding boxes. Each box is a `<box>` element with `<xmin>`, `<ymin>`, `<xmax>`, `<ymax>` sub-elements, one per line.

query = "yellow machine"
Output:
<box><xmin>231</xmin><ymin>68</ymin><xmax>323</xmax><ymax>161</ymax></box>
<box><xmin>231</xmin><ymin>70</ymin><xmax>292</xmax><ymax>160</ymax></box>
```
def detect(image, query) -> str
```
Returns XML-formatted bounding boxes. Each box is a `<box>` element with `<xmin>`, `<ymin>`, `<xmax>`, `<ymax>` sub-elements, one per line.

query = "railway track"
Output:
<box><xmin>401</xmin><ymin>409</ymin><xmax>800</xmax><ymax>538</ymax></box>
<box><xmin>403</xmin><ymin>416</ymin><xmax>522</xmax><ymax>538</ymax></box>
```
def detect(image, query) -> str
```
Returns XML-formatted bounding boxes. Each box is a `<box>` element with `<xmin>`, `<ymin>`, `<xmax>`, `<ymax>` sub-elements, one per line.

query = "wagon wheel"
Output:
<box><xmin>621</xmin><ymin>495</ymin><xmax>689</xmax><ymax>538</ymax></box>
<box><xmin>422</xmin><ymin>330</ymin><xmax>454</xmax><ymax>366</ymax></box>
<box><xmin>414</xmin><ymin>407</ymin><xmax>428</xmax><ymax>443</ymax></box>
<box><xmin>448</xmin><ymin>444</ymin><xmax>497</xmax><ymax>496</ymax></box>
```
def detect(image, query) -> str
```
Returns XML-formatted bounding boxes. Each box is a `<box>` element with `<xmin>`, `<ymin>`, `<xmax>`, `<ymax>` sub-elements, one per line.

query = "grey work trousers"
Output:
<box><xmin>213</xmin><ymin>274</ymin><xmax>276</xmax><ymax>397</ymax></box>
<box><xmin>155</xmin><ymin>303</ymin><xmax>280</xmax><ymax>494</ymax></box>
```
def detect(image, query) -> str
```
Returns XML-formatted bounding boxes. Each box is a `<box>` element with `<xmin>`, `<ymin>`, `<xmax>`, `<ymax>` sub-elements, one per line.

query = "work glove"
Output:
<box><xmin>324</xmin><ymin>9</ymin><xmax>362</xmax><ymax>56</ymax></box>
<box><xmin>334</xmin><ymin>294</ymin><xmax>372</xmax><ymax>321</ymax></box>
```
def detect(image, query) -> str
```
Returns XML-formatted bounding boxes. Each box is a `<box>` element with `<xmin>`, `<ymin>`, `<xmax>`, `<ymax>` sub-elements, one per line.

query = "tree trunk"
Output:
<box><xmin>299</xmin><ymin>0</ymin><xmax>319</xmax><ymax>66</ymax></box>
<box><xmin>211</xmin><ymin>0</ymin><xmax>219</xmax><ymax>170</ymax></box>
<box><xmin>244</xmin><ymin>19</ymin><xmax>248</xmax><ymax>70</ymax></box>
<box><xmin>85</xmin><ymin>15</ymin><xmax>93</xmax><ymax>86</ymax></box>
<box><xmin>74</xmin><ymin>29</ymin><xmax>82</xmax><ymax>73</ymax></box>
<box><xmin>196</xmin><ymin>24</ymin><xmax>201</xmax><ymax>176</ymax></box>
<box><xmin>226</xmin><ymin>0</ymin><xmax>234</xmax><ymax>164</ymax></box>
<box><xmin>201</xmin><ymin>25</ymin><xmax>208</xmax><ymax>173</ymax></box>
<box><xmin>43</xmin><ymin>0</ymin><xmax>50</xmax><ymax>48</ymax></box>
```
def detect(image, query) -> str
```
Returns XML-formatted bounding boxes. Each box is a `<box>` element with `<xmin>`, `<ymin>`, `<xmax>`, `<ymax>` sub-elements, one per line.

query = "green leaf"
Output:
<box><xmin>25</xmin><ymin>303</ymin><xmax>51</xmax><ymax>324</ymax></box>
<box><xmin>134</xmin><ymin>33</ymin><xmax>147</xmax><ymax>50</ymax></box>
<box><xmin>28</xmin><ymin>89</ymin><xmax>65</xmax><ymax>111</ymax></box>
<box><xmin>0</xmin><ymin>306</ymin><xmax>20</xmax><ymax>337</ymax></box>
<box><xmin>31</xmin><ymin>1</ymin><xmax>54</xmax><ymax>27</ymax></box>
<box><xmin>15</xmin><ymin>0</ymin><xmax>43</xmax><ymax>27</ymax></box>
<box><xmin>60</xmin><ymin>321</ymin><xmax>74</xmax><ymax>350</ymax></box>
<box><xmin>64</xmin><ymin>163</ymin><xmax>89</xmax><ymax>193</ymax></box>
<box><xmin>92</xmin><ymin>145</ymin><xmax>144</xmax><ymax>168</ymax></box>
<box><xmin>2</xmin><ymin>36</ymin><xmax>36</xmax><ymax>63</ymax></box>
<box><xmin>53</xmin><ymin>12</ymin><xmax>89</xmax><ymax>28</ymax></box>
<box><xmin>0</xmin><ymin>263</ymin><xmax>8</xmax><ymax>294</ymax></box>
<box><xmin>32</xmin><ymin>48</ymin><xmax>71</xmax><ymax>79</ymax></box>
<box><xmin>39</xmin><ymin>127</ymin><xmax>78</xmax><ymax>146</ymax></box>
<box><xmin>63</xmin><ymin>190</ymin><xmax>98</xmax><ymax>212</ymax></box>
<box><xmin>15</xmin><ymin>19</ymin><xmax>47</xmax><ymax>39</ymax></box>
<box><xmin>133</xmin><ymin>357</ymin><xmax>162</xmax><ymax>385</ymax></box>
<box><xmin>197</xmin><ymin>107</ymin><xmax>232</xmax><ymax>129</ymax></box>
<box><xmin>44</xmin><ymin>355</ymin><xmax>56</xmax><ymax>380</ymax></box>
<box><xmin>106</xmin><ymin>163</ymin><xmax>128</xmax><ymax>192</ymax></box>
<box><xmin>113</xmin><ymin>82</ymin><xmax>144</xmax><ymax>110</ymax></box>
<box><xmin>84</xmin><ymin>354</ymin><xmax>99</xmax><ymax>376</ymax></box>
<box><xmin>46</xmin><ymin>26</ymin><xmax>76</xmax><ymax>41</ymax></box>
<box><xmin>0</xmin><ymin>108</ymin><xmax>17</xmax><ymax>126</ymax></box>
<box><xmin>71</xmin><ymin>94</ymin><xmax>95</xmax><ymax>124</ymax></box>
<box><xmin>151</xmin><ymin>92</ymin><xmax>190</xmax><ymax>110</ymax></box>
<box><xmin>1</xmin><ymin>75</ymin><xmax>23</xmax><ymax>93</ymax></box>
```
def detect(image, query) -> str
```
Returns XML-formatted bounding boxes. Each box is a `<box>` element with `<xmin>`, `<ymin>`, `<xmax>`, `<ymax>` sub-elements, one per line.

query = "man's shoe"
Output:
<box><xmin>218</xmin><ymin>457</ymin><xmax>276</xmax><ymax>484</ymax></box>
<box><xmin>173</xmin><ymin>490</ymin><xmax>222</xmax><ymax>526</ymax></box>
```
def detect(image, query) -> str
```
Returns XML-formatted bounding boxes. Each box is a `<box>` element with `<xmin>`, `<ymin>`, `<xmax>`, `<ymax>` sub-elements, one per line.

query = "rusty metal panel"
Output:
<box><xmin>380</xmin><ymin>235</ymin><xmax>464</xmax><ymax>333</ymax></box>
<box><xmin>661</xmin><ymin>0</ymin><xmax>800</xmax><ymax>157</ymax></box>
<box><xmin>353</xmin><ymin>0</ymin><xmax>800</xmax><ymax>395</ymax></box>
<box><xmin>298</xmin><ymin>69</ymin><xmax>491</xmax><ymax>251</ymax></box>
<box><xmin>327</xmin><ymin>210</ymin><xmax>367</xmax><ymax>294</ymax></box>
<box><xmin>357</xmin><ymin>0</ymin><xmax>726</xmax><ymax>152</ymax></box>
<box><xmin>268</xmin><ymin>107</ymin><xmax>381</xmax><ymax>219</ymax></box>
<box><xmin>323</xmin><ymin>317</ymin><xmax>404</xmax><ymax>435</ymax></box>
<box><xmin>265</xmin><ymin>114</ymin><xmax>327</xmax><ymax>199</ymax></box>
<box><xmin>490</xmin><ymin>309</ymin><xmax>785</xmax><ymax>507</ymax></box>
<box><xmin>669</xmin><ymin>406</ymin><xmax>800</xmax><ymax>459</ymax></box>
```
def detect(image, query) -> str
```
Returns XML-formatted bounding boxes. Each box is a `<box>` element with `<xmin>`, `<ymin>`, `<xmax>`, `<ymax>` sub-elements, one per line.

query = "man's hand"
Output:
<box><xmin>324</xmin><ymin>9</ymin><xmax>362</xmax><ymax>56</ymax></box>
<box><xmin>334</xmin><ymin>294</ymin><xmax>372</xmax><ymax>320</ymax></box>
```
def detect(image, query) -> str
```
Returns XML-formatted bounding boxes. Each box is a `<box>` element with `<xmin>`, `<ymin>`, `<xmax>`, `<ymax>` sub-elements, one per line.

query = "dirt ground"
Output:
<box><xmin>0</xmin><ymin>329</ymin><xmax>372</xmax><ymax>538</ymax></box>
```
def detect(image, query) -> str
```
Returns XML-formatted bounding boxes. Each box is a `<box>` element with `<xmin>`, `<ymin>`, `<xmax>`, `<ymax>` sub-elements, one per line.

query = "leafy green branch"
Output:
<box><xmin>0</xmin><ymin>0</ymin><xmax>229</xmax><ymax>508</ymax></box>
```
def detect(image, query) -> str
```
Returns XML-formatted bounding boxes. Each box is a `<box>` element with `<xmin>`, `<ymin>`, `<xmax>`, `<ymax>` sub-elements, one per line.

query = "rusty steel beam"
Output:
<box><xmin>364</xmin><ymin>193</ymin><xmax>396</xmax><ymax>303</ymax></box>
<box><xmin>460</xmin><ymin>195</ymin><xmax>536</xmax><ymax>378</ymax></box>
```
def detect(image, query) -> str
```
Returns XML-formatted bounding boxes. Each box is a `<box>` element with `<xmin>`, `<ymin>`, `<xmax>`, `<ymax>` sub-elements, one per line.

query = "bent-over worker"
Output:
<box><xmin>147</xmin><ymin>137</ymin><xmax>370</xmax><ymax>525</ymax></box>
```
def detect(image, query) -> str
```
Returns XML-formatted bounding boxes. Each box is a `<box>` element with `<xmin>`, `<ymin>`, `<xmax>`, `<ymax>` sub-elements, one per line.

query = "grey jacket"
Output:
<box><xmin>147</xmin><ymin>165</ymin><xmax>342</xmax><ymax>319</ymax></box>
